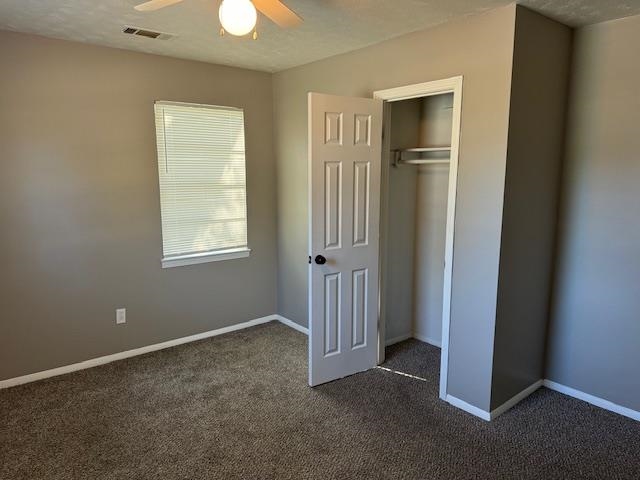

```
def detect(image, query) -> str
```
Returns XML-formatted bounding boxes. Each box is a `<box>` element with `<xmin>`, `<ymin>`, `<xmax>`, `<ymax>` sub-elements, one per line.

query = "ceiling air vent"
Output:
<box><xmin>122</xmin><ymin>26</ymin><xmax>174</xmax><ymax>40</ymax></box>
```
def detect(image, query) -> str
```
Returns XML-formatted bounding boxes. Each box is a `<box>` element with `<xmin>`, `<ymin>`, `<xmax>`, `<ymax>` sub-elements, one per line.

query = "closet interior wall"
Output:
<box><xmin>385</xmin><ymin>94</ymin><xmax>453</xmax><ymax>347</ymax></box>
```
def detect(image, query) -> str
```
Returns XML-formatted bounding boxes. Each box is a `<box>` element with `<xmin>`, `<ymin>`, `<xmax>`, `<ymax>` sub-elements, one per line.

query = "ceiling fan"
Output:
<box><xmin>134</xmin><ymin>0</ymin><xmax>302</xmax><ymax>38</ymax></box>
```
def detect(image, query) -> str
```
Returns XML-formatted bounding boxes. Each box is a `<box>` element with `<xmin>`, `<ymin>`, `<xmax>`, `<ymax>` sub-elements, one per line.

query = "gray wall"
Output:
<box><xmin>385</xmin><ymin>100</ymin><xmax>419</xmax><ymax>342</ymax></box>
<box><xmin>413</xmin><ymin>164</ymin><xmax>449</xmax><ymax>346</ymax></box>
<box><xmin>491</xmin><ymin>8</ymin><xmax>572</xmax><ymax>409</ymax></box>
<box><xmin>546</xmin><ymin>14</ymin><xmax>640</xmax><ymax>412</ymax></box>
<box><xmin>0</xmin><ymin>31</ymin><xmax>277</xmax><ymax>381</ymax></box>
<box><xmin>274</xmin><ymin>5</ymin><xmax>518</xmax><ymax>411</ymax></box>
<box><xmin>414</xmin><ymin>94</ymin><xmax>454</xmax><ymax>346</ymax></box>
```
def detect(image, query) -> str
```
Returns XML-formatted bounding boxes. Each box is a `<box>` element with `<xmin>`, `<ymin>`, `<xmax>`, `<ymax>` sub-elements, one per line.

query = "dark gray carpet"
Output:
<box><xmin>1</xmin><ymin>322</ymin><xmax>638</xmax><ymax>479</ymax></box>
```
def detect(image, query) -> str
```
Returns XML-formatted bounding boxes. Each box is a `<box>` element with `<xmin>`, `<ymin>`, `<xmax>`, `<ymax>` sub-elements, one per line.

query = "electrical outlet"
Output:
<box><xmin>116</xmin><ymin>308</ymin><xmax>126</xmax><ymax>325</ymax></box>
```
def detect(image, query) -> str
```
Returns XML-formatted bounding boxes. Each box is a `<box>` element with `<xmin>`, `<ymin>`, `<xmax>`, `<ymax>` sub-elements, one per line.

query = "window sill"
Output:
<box><xmin>161</xmin><ymin>248</ymin><xmax>251</xmax><ymax>269</ymax></box>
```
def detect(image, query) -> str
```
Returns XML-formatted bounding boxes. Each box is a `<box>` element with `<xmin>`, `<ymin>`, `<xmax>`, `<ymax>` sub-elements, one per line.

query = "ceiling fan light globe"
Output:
<box><xmin>218</xmin><ymin>0</ymin><xmax>257</xmax><ymax>36</ymax></box>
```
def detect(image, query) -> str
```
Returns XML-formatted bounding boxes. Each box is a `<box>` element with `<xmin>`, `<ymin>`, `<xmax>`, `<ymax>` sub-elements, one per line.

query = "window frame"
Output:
<box><xmin>153</xmin><ymin>100</ymin><xmax>251</xmax><ymax>269</ymax></box>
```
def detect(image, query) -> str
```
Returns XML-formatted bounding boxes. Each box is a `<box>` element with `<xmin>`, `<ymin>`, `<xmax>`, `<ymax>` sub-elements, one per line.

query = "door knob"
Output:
<box><xmin>314</xmin><ymin>255</ymin><xmax>327</xmax><ymax>265</ymax></box>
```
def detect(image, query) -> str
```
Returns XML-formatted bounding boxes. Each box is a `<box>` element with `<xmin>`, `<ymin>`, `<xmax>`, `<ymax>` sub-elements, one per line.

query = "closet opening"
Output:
<box><xmin>374</xmin><ymin>78</ymin><xmax>462</xmax><ymax>400</ymax></box>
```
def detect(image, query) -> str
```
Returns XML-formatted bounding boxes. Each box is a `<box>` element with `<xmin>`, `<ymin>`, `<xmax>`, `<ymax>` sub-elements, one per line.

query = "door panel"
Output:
<box><xmin>324</xmin><ymin>272</ymin><xmax>341</xmax><ymax>356</ymax></box>
<box><xmin>308</xmin><ymin>92</ymin><xmax>383</xmax><ymax>386</ymax></box>
<box><xmin>353</xmin><ymin>161</ymin><xmax>370</xmax><ymax>246</ymax></box>
<box><xmin>351</xmin><ymin>268</ymin><xmax>368</xmax><ymax>349</ymax></box>
<box><xmin>324</xmin><ymin>162</ymin><xmax>342</xmax><ymax>249</ymax></box>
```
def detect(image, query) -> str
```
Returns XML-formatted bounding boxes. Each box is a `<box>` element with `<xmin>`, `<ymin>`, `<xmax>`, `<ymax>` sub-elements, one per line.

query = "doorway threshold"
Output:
<box><xmin>375</xmin><ymin>366</ymin><xmax>428</xmax><ymax>382</ymax></box>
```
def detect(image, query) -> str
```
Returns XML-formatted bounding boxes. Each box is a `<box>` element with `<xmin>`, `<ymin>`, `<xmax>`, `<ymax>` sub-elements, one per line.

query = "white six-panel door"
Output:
<box><xmin>308</xmin><ymin>93</ymin><xmax>383</xmax><ymax>386</ymax></box>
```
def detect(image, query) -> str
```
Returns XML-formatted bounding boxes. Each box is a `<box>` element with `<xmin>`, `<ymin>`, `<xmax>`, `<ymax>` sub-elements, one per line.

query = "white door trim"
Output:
<box><xmin>374</xmin><ymin>76</ymin><xmax>464</xmax><ymax>401</ymax></box>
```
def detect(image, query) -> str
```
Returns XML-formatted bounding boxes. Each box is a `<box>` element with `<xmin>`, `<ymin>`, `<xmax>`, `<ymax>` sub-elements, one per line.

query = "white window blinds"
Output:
<box><xmin>154</xmin><ymin>102</ymin><xmax>248</xmax><ymax>265</ymax></box>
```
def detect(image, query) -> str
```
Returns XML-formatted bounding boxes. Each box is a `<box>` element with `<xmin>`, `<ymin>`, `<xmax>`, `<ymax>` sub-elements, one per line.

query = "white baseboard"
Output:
<box><xmin>384</xmin><ymin>332</ymin><xmax>441</xmax><ymax>348</ymax></box>
<box><xmin>490</xmin><ymin>379</ymin><xmax>543</xmax><ymax>420</ymax></box>
<box><xmin>446</xmin><ymin>380</ymin><xmax>543</xmax><ymax>421</ymax></box>
<box><xmin>446</xmin><ymin>379</ymin><xmax>640</xmax><ymax>423</ymax></box>
<box><xmin>385</xmin><ymin>333</ymin><xmax>412</xmax><ymax>346</ymax></box>
<box><xmin>543</xmin><ymin>379</ymin><xmax>640</xmax><ymax>422</ymax></box>
<box><xmin>412</xmin><ymin>333</ymin><xmax>442</xmax><ymax>348</ymax></box>
<box><xmin>0</xmin><ymin>315</ymin><xmax>278</xmax><ymax>390</ymax></box>
<box><xmin>274</xmin><ymin>315</ymin><xmax>309</xmax><ymax>335</ymax></box>
<box><xmin>445</xmin><ymin>394</ymin><xmax>491</xmax><ymax>421</ymax></box>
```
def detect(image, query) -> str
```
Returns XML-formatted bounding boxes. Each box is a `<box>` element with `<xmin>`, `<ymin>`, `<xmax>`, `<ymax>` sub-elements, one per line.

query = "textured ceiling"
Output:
<box><xmin>1</xmin><ymin>0</ymin><xmax>639</xmax><ymax>72</ymax></box>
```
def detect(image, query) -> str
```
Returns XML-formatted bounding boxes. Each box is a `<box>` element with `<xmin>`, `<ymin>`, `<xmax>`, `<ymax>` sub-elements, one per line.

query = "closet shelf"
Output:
<box><xmin>392</xmin><ymin>147</ymin><xmax>451</xmax><ymax>167</ymax></box>
<box><xmin>398</xmin><ymin>158</ymin><xmax>450</xmax><ymax>165</ymax></box>
<box><xmin>397</xmin><ymin>147</ymin><xmax>451</xmax><ymax>153</ymax></box>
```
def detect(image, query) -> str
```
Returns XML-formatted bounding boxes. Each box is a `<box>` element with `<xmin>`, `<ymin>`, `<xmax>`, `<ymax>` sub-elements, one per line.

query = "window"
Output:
<box><xmin>154</xmin><ymin>101</ymin><xmax>249</xmax><ymax>268</ymax></box>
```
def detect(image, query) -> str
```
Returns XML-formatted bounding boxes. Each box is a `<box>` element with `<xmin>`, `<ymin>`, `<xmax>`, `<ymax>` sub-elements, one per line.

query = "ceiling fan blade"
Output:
<box><xmin>134</xmin><ymin>0</ymin><xmax>185</xmax><ymax>12</ymax></box>
<box><xmin>252</xmin><ymin>0</ymin><xmax>303</xmax><ymax>28</ymax></box>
